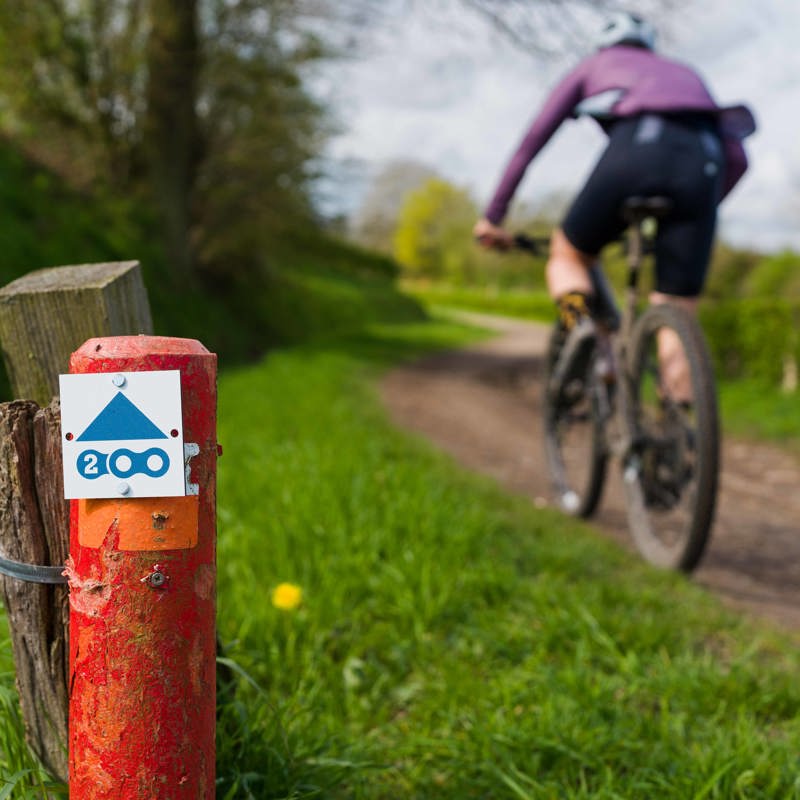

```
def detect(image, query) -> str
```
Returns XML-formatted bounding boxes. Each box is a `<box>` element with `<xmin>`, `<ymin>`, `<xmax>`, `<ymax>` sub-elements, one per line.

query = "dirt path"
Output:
<box><xmin>381</xmin><ymin>312</ymin><xmax>800</xmax><ymax>631</ymax></box>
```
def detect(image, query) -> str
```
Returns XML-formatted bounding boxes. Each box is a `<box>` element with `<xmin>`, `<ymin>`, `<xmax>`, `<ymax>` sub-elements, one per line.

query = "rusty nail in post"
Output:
<box><xmin>152</xmin><ymin>512</ymin><xmax>169</xmax><ymax>530</ymax></box>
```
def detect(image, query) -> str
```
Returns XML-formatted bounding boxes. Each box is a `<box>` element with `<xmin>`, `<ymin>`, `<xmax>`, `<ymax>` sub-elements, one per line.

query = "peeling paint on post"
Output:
<box><xmin>65</xmin><ymin>336</ymin><xmax>216</xmax><ymax>799</ymax></box>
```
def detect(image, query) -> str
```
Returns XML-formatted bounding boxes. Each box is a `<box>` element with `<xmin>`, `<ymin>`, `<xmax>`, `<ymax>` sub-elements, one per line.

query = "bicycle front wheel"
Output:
<box><xmin>623</xmin><ymin>304</ymin><xmax>719</xmax><ymax>571</ymax></box>
<box><xmin>542</xmin><ymin>324</ymin><xmax>608</xmax><ymax>518</ymax></box>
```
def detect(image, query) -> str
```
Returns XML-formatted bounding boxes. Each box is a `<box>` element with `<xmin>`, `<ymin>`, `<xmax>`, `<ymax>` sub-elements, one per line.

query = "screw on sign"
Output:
<box><xmin>61</xmin><ymin>337</ymin><xmax>217</xmax><ymax>799</ymax></box>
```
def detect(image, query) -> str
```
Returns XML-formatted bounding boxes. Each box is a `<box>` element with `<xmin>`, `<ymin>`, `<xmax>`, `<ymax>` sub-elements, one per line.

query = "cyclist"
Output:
<box><xmin>473</xmin><ymin>11</ymin><xmax>756</xmax><ymax>400</ymax></box>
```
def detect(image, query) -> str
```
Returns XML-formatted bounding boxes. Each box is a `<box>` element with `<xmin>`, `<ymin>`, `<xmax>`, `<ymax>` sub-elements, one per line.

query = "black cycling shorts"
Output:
<box><xmin>561</xmin><ymin>114</ymin><xmax>724</xmax><ymax>297</ymax></box>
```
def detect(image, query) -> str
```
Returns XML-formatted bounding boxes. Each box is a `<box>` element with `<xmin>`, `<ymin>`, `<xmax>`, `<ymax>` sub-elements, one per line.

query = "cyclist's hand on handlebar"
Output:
<box><xmin>473</xmin><ymin>218</ymin><xmax>514</xmax><ymax>251</ymax></box>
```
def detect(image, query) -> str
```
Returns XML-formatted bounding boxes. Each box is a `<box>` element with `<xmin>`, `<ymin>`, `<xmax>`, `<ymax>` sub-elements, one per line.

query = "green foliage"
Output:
<box><xmin>394</xmin><ymin>178</ymin><xmax>480</xmax><ymax>281</ymax></box>
<box><xmin>0</xmin><ymin>144</ymin><xmax>162</xmax><ymax>399</ymax></box>
<box><xmin>700</xmin><ymin>298</ymin><xmax>800</xmax><ymax>385</ymax></box>
<box><xmin>254</xmin><ymin>236</ymin><xmax>426</xmax><ymax>346</ymax></box>
<box><xmin>0</xmin><ymin>1</ymin><xmax>340</xmax><ymax>289</ymax></box>
<box><xmin>741</xmin><ymin>250</ymin><xmax>800</xmax><ymax>298</ymax></box>
<box><xmin>704</xmin><ymin>243</ymin><xmax>762</xmax><ymax>300</ymax></box>
<box><xmin>0</xmin><ymin>2</ymin><xmax>147</xmax><ymax>186</ymax></box>
<box><xmin>0</xmin><ymin>148</ymin><xmax>146</xmax><ymax>285</ymax></box>
<box><xmin>0</xmin><ymin>142</ymin><xmax>258</xmax><ymax>397</ymax></box>
<box><xmin>391</xmin><ymin>177</ymin><xmax>550</xmax><ymax>290</ymax></box>
<box><xmin>351</xmin><ymin>160</ymin><xmax>440</xmax><ymax>254</ymax></box>
<box><xmin>0</xmin><ymin>142</ymin><xmax>423</xmax><ymax>401</ymax></box>
<box><xmin>195</xmin><ymin>2</ymin><xmax>331</xmax><ymax>284</ymax></box>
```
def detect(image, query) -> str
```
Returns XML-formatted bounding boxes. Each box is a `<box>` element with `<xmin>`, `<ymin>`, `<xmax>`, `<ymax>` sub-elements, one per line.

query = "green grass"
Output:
<box><xmin>211</xmin><ymin>320</ymin><xmax>800</xmax><ymax>798</ymax></box>
<box><xmin>4</xmin><ymin>317</ymin><xmax>800</xmax><ymax>798</ymax></box>
<box><xmin>718</xmin><ymin>379</ymin><xmax>800</xmax><ymax>448</ymax></box>
<box><xmin>402</xmin><ymin>282</ymin><xmax>555</xmax><ymax>324</ymax></box>
<box><xmin>0</xmin><ymin>626</ymin><xmax>66</xmax><ymax>797</ymax></box>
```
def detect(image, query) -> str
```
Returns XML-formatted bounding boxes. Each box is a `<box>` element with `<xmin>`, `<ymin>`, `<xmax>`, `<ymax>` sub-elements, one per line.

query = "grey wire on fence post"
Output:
<box><xmin>0</xmin><ymin>554</ymin><xmax>67</xmax><ymax>584</ymax></box>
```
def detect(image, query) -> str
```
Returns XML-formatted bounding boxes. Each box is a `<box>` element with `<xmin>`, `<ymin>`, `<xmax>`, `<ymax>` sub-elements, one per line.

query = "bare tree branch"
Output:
<box><xmin>334</xmin><ymin>0</ymin><xmax>680</xmax><ymax>56</ymax></box>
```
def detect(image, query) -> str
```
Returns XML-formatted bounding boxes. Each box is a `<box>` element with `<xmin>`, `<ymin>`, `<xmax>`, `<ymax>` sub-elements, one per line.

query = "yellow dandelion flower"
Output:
<box><xmin>272</xmin><ymin>582</ymin><xmax>303</xmax><ymax>610</ymax></box>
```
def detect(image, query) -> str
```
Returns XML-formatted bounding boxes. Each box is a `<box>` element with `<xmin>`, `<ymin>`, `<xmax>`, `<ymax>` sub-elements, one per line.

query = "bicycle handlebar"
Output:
<box><xmin>512</xmin><ymin>233</ymin><xmax>549</xmax><ymax>255</ymax></box>
<box><xmin>474</xmin><ymin>233</ymin><xmax>550</xmax><ymax>255</ymax></box>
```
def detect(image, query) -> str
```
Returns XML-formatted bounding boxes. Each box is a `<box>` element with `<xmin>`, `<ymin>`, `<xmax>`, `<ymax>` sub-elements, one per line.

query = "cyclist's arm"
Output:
<box><xmin>483</xmin><ymin>64</ymin><xmax>586</xmax><ymax>225</ymax></box>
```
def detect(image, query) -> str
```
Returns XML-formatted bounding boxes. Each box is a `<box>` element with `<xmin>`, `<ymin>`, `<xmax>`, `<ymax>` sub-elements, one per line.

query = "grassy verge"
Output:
<box><xmin>212</xmin><ymin>320</ymin><xmax>800</xmax><ymax>798</ymax></box>
<box><xmin>402</xmin><ymin>282</ymin><xmax>555</xmax><ymax>324</ymax></box>
<box><xmin>718</xmin><ymin>379</ymin><xmax>800</xmax><ymax>449</ymax></box>
<box><xmin>3</xmin><ymin>317</ymin><xmax>800</xmax><ymax>798</ymax></box>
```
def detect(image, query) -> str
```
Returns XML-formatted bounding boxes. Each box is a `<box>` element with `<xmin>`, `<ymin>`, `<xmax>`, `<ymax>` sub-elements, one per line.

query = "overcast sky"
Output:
<box><xmin>320</xmin><ymin>1</ymin><xmax>799</xmax><ymax>252</ymax></box>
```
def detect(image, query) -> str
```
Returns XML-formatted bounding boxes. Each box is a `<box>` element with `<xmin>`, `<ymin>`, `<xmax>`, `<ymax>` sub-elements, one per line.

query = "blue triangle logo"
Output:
<box><xmin>77</xmin><ymin>392</ymin><xmax>168</xmax><ymax>441</ymax></box>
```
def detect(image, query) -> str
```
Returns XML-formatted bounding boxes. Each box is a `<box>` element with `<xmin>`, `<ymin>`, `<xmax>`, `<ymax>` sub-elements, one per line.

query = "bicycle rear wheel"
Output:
<box><xmin>623</xmin><ymin>304</ymin><xmax>719</xmax><ymax>571</ymax></box>
<box><xmin>542</xmin><ymin>323</ymin><xmax>608</xmax><ymax>517</ymax></box>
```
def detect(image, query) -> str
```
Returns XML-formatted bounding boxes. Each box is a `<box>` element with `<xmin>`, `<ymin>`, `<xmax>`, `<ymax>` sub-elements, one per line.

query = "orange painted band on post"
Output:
<box><xmin>77</xmin><ymin>496</ymin><xmax>199</xmax><ymax>550</ymax></box>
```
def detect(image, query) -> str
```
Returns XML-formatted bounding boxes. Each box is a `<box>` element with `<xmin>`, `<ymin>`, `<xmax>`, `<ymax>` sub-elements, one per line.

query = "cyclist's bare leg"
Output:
<box><xmin>650</xmin><ymin>292</ymin><xmax>699</xmax><ymax>404</ymax></box>
<box><xmin>546</xmin><ymin>228</ymin><xmax>595</xmax><ymax>299</ymax></box>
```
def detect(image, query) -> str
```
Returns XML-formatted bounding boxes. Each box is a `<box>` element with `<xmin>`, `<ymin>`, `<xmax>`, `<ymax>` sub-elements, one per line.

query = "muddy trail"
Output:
<box><xmin>381</xmin><ymin>312</ymin><xmax>800</xmax><ymax>631</ymax></box>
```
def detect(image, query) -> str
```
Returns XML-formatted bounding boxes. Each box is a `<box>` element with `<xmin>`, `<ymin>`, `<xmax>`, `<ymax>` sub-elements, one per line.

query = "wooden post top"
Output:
<box><xmin>0</xmin><ymin>260</ymin><xmax>153</xmax><ymax>406</ymax></box>
<box><xmin>0</xmin><ymin>261</ymin><xmax>141</xmax><ymax>297</ymax></box>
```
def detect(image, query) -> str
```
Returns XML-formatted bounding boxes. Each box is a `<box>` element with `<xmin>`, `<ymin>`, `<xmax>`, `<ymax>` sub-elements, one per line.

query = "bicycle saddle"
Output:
<box><xmin>622</xmin><ymin>196</ymin><xmax>673</xmax><ymax>223</ymax></box>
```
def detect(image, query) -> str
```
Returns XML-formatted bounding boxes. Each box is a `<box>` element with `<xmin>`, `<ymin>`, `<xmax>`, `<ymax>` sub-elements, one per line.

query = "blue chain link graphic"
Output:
<box><xmin>77</xmin><ymin>447</ymin><xmax>170</xmax><ymax>480</ymax></box>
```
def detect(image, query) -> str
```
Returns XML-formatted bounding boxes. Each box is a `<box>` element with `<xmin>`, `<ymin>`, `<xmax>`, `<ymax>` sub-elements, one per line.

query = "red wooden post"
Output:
<box><xmin>64</xmin><ymin>336</ymin><xmax>217</xmax><ymax>798</ymax></box>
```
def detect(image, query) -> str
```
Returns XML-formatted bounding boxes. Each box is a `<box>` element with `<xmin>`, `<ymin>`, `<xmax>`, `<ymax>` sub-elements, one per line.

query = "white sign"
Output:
<box><xmin>59</xmin><ymin>370</ymin><xmax>185</xmax><ymax>499</ymax></box>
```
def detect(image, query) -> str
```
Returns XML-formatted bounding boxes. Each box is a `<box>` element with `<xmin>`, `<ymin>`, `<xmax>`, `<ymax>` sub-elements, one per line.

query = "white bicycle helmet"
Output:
<box><xmin>596</xmin><ymin>12</ymin><xmax>656</xmax><ymax>50</ymax></box>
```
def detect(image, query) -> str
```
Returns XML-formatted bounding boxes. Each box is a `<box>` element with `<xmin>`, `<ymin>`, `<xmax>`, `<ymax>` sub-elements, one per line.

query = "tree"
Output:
<box><xmin>191</xmin><ymin>1</ymin><xmax>329</xmax><ymax>284</ymax></box>
<box><xmin>145</xmin><ymin>0</ymin><xmax>201</xmax><ymax>281</ymax></box>
<box><xmin>0</xmin><ymin>2</ymin><xmax>149</xmax><ymax>187</ymax></box>
<box><xmin>447</xmin><ymin>0</ymin><xmax>678</xmax><ymax>52</ymax></box>
<box><xmin>0</xmin><ymin>1</ymin><xmax>333</xmax><ymax>286</ymax></box>
<box><xmin>351</xmin><ymin>160</ymin><xmax>439</xmax><ymax>254</ymax></box>
<box><xmin>394</xmin><ymin>177</ymin><xmax>479</xmax><ymax>281</ymax></box>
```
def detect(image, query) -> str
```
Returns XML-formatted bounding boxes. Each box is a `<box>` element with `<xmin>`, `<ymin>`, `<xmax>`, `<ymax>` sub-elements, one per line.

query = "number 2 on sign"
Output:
<box><xmin>77</xmin><ymin>450</ymin><xmax>109</xmax><ymax>480</ymax></box>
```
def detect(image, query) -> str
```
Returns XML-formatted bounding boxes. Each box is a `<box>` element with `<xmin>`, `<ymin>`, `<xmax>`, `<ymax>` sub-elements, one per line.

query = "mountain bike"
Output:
<box><xmin>517</xmin><ymin>196</ymin><xmax>719</xmax><ymax>572</ymax></box>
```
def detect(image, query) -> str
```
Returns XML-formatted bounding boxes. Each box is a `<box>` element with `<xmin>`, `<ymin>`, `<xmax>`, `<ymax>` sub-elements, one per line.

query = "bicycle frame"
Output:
<box><xmin>589</xmin><ymin>215</ymin><xmax>652</xmax><ymax>463</ymax></box>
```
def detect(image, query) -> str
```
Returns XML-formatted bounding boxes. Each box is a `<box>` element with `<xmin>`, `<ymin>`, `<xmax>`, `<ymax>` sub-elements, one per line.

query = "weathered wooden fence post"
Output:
<box><xmin>0</xmin><ymin>400</ymin><xmax>70</xmax><ymax>778</ymax></box>
<box><xmin>0</xmin><ymin>262</ymin><xmax>152</xmax><ymax>781</ymax></box>
<box><xmin>64</xmin><ymin>336</ymin><xmax>217</xmax><ymax>798</ymax></box>
<box><xmin>0</xmin><ymin>261</ymin><xmax>152</xmax><ymax>407</ymax></box>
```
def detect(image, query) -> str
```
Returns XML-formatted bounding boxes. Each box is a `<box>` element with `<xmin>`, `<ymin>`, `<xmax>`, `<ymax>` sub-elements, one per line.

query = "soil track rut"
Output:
<box><xmin>381</xmin><ymin>312</ymin><xmax>800</xmax><ymax>630</ymax></box>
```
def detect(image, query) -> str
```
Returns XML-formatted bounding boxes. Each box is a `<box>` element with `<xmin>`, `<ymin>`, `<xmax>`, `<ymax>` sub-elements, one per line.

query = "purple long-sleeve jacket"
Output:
<box><xmin>485</xmin><ymin>45</ymin><xmax>756</xmax><ymax>225</ymax></box>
